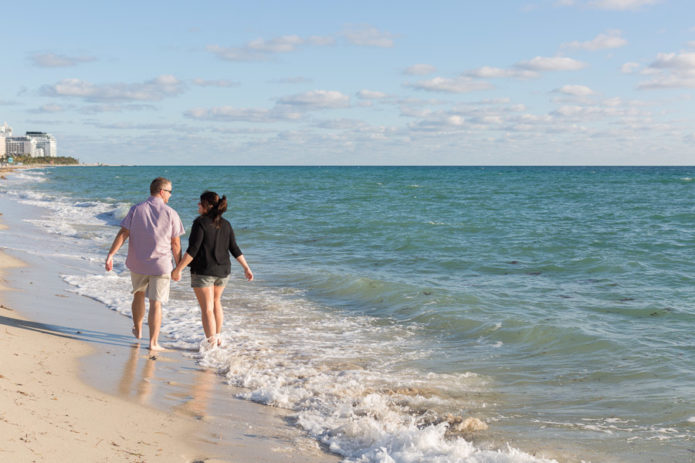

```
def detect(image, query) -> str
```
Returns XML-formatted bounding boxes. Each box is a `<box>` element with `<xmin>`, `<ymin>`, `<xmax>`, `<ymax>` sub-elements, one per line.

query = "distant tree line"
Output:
<box><xmin>5</xmin><ymin>155</ymin><xmax>79</xmax><ymax>165</ymax></box>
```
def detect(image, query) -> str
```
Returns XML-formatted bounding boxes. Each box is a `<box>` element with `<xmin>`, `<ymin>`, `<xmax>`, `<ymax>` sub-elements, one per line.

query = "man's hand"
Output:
<box><xmin>105</xmin><ymin>255</ymin><xmax>114</xmax><ymax>272</ymax></box>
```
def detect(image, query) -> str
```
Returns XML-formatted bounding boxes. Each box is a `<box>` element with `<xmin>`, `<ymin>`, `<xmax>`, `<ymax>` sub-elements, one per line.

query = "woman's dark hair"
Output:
<box><xmin>200</xmin><ymin>190</ymin><xmax>227</xmax><ymax>228</ymax></box>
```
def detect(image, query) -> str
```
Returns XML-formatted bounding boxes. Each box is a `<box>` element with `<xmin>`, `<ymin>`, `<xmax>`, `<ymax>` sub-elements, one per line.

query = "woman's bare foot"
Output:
<box><xmin>132</xmin><ymin>325</ymin><xmax>142</xmax><ymax>339</ymax></box>
<box><xmin>149</xmin><ymin>343</ymin><xmax>166</xmax><ymax>352</ymax></box>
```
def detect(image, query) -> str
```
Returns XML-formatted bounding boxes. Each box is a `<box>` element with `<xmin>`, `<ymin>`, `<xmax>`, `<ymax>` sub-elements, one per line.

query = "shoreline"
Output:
<box><xmin>0</xmin><ymin>184</ymin><xmax>340</xmax><ymax>463</ymax></box>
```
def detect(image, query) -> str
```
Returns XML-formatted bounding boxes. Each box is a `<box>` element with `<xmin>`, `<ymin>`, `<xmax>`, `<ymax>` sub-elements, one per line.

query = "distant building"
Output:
<box><xmin>26</xmin><ymin>131</ymin><xmax>57</xmax><ymax>157</ymax></box>
<box><xmin>0</xmin><ymin>122</ymin><xmax>10</xmax><ymax>157</ymax></box>
<box><xmin>6</xmin><ymin>136</ymin><xmax>37</xmax><ymax>157</ymax></box>
<box><xmin>4</xmin><ymin>130</ymin><xmax>58</xmax><ymax>157</ymax></box>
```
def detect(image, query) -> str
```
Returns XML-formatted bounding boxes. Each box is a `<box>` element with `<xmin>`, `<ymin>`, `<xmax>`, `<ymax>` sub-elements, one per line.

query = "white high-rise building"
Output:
<box><xmin>0</xmin><ymin>123</ymin><xmax>10</xmax><ymax>157</ymax></box>
<box><xmin>6</xmin><ymin>137</ymin><xmax>37</xmax><ymax>157</ymax></box>
<box><xmin>26</xmin><ymin>132</ymin><xmax>58</xmax><ymax>157</ymax></box>
<box><xmin>2</xmin><ymin>125</ymin><xmax>58</xmax><ymax>158</ymax></box>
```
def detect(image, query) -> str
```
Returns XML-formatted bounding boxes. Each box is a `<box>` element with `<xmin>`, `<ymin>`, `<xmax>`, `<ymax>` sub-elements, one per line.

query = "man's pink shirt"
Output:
<box><xmin>120</xmin><ymin>196</ymin><xmax>185</xmax><ymax>275</ymax></box>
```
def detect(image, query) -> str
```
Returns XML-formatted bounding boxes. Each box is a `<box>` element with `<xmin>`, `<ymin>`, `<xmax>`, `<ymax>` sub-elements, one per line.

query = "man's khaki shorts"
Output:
<box><xmin>130</xmin><ymin>272</ymin><xmax>171</xmax><ymax>303</ymax></box>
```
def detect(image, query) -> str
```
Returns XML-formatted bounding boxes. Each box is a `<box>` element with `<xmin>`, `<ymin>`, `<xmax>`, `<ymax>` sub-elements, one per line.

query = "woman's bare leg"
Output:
<box><xmin>193</xmin><ymin>286</ymin><xmax>216</xmax><ymax>341</ymax></box>
<box><xmin>213</xmin><ymin>285</ymin><xmax>225</xmax><ymax>344</ymax></box>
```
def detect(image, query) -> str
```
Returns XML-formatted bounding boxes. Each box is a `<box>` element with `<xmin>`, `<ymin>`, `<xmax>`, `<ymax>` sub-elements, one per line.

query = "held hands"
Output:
<box><xmin>171</xmin><ymin>268</ymin><xmax>182</xmax><ymax>282</ymax></box>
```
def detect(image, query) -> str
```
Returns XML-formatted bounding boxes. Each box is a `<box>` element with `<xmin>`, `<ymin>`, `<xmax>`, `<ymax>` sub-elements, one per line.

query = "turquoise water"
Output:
<box><xmin>4</xmin><ymin>166</ymin><xmax>695</xmax><ymax>462</ymax></box>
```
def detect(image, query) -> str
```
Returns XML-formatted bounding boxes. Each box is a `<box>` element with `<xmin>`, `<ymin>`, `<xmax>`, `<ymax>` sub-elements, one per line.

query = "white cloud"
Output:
<box><xmin>638</xmin><ymin>52</ymin><xmax>695</xmax><ymax>89</ymax></box>
<box><xmin>192</xmin><ymin>78</ymin><xmax>240</xmax><ymax>87</ymax></box>
<box><xmin>516</xmin><ymin>56</ymin><xmax>587</xmax><ymax>71</ymax></box>
<box><xmin>314</xmin><ymin>119</ymin><xmax>370</xmax><ymax>130</ymax></box>
<box><xmin>687</xmin><ymin>41</ymin><xmax>695</xmax><ymax>49</ymax></box>
<box><xmin>306</xmin><ymin>36</ymin><xmax>336</xmax><ymax>47</ymax></box>
<box><xmin>562</xmin><ymin>30</ymin><xmax>628</xmax><ymax>50</ymax></box>
<box><xmin>621</xmin><ymin>62</ymin><xmax>641</xmax><ymax>73</ymax></box>
<box><xmin>207</xmin><ymin>44</ymin><xmax>265</xmax><ymax>61</ymax></box>
<box><xmin>247</xmin><ymin>35</ymin><xmax>305</xmax><ymax>53</ymax></box>
<box><xmin>208</xmin><ymin>34</ymin><xmax>334</xmax><ymax>61</ymax></box>
<box><xmin>343</xmin><ymin>25</ymin><xmax>396</xmax><ymax>48</ymax></box>
<box><xmin>638</xmin><ymin>75</ymin><xmax>695</xmax><ymax>89</ymax></box>
<box><xmin>407</xmin><ymin>76</ymin><xmax>494</xmax><ymax>93</ymax></box>
<box><xmin>277</xmin><ymin>90</ymin><xmax>350</xmax><ymax>109</ymax></box>
<box><xmin>39</xmin><ymin>104</ymin><xmax>64</xmax><ymax>113</ymax></box>
<box><xmin>587</xmin><ymin>0</ymin><xmax>661</xmax><ymax>10</ymax></box>
<box><xmin>554</xmin><ymin>84</ymin><xmax>596</xmax><ymax>96</ymax></box>
<box><xmin>185</xmin><ymin>106</ymin><xmax>299</xmax><ymax>123</ymax></box>
<box><xmin>79</xmin><ymin>104</ymin><xmax>157</xmax><ymax>114</ymax></box>
<box><xmin>88</xmin><ymin>122</ymin><xmax>180</xmax><ymax>130</ymax></box>
<box><xmin>30</xmin><ymin>52</ymin><xmax>96</xmax><ymax>67</ymax></box>
<box><xmin>649</xmin><ymin>52</ymin><xmax>695</xmax><ymax>70</ymax></box>
<box><xmin>41</xmin><ymin>75</ymin><xmax>185</xmax><ymax>102</ymax></box>
<box><xmin>404</xmin><ymin>64</ymin><xmax>437</xmax><ymax>75</ymax></box>
<box><xmin>268</xmin><ymin>77</ymin><xmax>313</xmax><ymax>84</ymax></box>
<box><xmin>186</xmin><ymin>90</ymin><xmax>350</xmax><ymax>123</ymax></box>
<box><xmin>356</xmin><ymin>90</ymin><xmax>388</xmax><ymax>99</ymax></box>
<box><xmin>28</xmin><ymin>104</ymin><xmax>66</xmax><ymax>114</ymax></box>
<box><xmin>551</xmin><ymin>100</ymin><xmax>649</xmax><ymax>119</ymax></box>
<box><xmin>466</xmin><ymin>66</ymin><xmax>539</xmax><ymax>79</ymax></box>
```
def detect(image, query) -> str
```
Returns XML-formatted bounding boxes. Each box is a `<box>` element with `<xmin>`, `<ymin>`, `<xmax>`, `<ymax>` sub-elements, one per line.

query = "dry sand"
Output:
<box><xmin>0</xmin><ymin>250</ymin><xmax>215</xmax><ymax>462</ymax></box>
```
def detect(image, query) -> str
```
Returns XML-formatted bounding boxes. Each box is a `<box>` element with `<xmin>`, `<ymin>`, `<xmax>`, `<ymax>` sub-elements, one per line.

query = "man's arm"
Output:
<box><xmin>105</xmin><ymin>227</ymin><xmax>129</xmax><ymax>271</ymax></box>
<box><xmin>171</xmin><ymin>236</ymin><xmax>182</xmax><ymax>267</ymax></box>
<box><xmin>171</xmin><ymin>252</ymin><xmax>194</xmax><ymax>281</ymax></box>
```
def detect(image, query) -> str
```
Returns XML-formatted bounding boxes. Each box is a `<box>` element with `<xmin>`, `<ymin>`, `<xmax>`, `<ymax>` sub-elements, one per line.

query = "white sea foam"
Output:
<box><xmin>61</xmin><ymin>266</ymin><xmax>559</xmax><ymax>463</ymax></box>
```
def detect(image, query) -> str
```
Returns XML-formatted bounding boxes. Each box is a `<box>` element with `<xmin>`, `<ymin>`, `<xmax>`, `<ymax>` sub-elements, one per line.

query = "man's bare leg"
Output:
<box><xmin>148</xmin><ymin>299</ymin><xmax>164</xmax><ymax>351</ymax></box>
<box><xmin>131</xmin><ymin>291</ymin><xmax>146</xmax><ymax>339</ymax></box>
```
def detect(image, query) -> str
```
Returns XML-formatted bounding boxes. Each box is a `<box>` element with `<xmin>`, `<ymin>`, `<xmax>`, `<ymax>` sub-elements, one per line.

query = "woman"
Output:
<box><xmin>171</xmin><ymin>191</ymin><xmax>253</xmax><ymax>345</ymax></box>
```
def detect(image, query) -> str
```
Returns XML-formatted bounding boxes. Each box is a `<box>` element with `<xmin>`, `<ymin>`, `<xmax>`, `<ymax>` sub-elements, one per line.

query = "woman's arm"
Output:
<box><xmin>171</xmin><ymin>252</ymin><xmax>194</xmax><ymax>281</ymax></box>
<box><xmin>235</xmin><ymin>254</ymin><xmax>253</xmax><ymax>281</ymax></box>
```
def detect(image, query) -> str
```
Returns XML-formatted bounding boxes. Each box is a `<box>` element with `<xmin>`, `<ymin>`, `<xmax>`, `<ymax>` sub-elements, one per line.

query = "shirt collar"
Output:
<box><xmin>148</xmin><ymin>195</ymin><xmax>165</xmax><ymax>205</ymax></box>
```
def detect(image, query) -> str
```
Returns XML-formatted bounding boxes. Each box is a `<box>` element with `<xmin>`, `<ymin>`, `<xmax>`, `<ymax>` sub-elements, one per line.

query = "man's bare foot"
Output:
<box><xmin>149</xmin><ymin>343</ymin><xmax>166</xmax><ymax>351</ymax></box>
<box><xmin>132</xmin><ymin>325</ymin><xmax>142</xmax><ymax>339</ymax></box>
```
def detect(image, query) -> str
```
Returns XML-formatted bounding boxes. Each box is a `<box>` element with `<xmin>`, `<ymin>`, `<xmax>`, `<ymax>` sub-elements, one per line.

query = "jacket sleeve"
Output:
<box><xmin>186</xmin><ymin>219</ymin><xmax>205</xmax><ymax>257</ymax></box>
<box><xmin>228</xmin><ymin>224</ymin><xmax>242</xmax><ymax>258</ymax></box>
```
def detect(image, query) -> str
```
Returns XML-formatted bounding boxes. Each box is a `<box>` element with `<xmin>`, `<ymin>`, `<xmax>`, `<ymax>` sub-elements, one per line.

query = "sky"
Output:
<box><xmin>1</xmin><ymin>0</ymin><xmax>694</xmax><ymax>165</ymax></box>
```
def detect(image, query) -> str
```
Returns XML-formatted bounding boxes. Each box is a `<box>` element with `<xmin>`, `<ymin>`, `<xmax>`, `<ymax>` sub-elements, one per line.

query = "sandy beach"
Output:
<box><xmin>0</xmin><ymin>187</ymin><xmax>340</xmax><ymax>463</ymax></box>
<box><xmin>0</xmin><ymin>289</ymin><xmax>205</xmax><ymax>462</ymax></box>
<box><xmin>0</xmin><ymin>248</ymin><xmax>217</xmax><ymax>462</ymax></box>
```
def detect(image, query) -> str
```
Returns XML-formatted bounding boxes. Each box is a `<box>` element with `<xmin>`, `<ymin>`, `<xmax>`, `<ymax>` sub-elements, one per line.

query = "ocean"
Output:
<box><xmin>1</xmin><ymin>165</ymin><xmax>693</xmax><ymax>462</ymax></box>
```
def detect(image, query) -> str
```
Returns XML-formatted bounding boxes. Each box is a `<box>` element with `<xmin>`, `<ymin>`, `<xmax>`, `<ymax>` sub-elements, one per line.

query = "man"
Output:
<box><xmin>105</xmin><ymin>177</ymin><xmax>185</xmax><ymax>351</ymax></box>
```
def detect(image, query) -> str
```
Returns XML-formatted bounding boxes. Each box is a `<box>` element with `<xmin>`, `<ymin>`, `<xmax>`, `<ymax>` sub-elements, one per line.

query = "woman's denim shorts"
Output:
<box><xmin>190</xmin><ymin>273</ymin><xmax>230</xmax><ymax>288</ymax></box>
